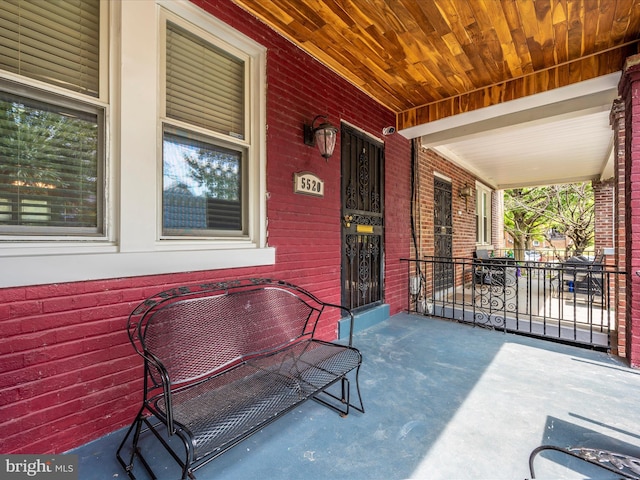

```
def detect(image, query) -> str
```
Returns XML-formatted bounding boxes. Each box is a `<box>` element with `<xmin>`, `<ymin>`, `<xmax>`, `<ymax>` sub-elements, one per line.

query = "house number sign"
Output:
<box><xmin>293</xmin><ymin>172</ymin><xmax>324</xmax><ymax>197</ymax></box>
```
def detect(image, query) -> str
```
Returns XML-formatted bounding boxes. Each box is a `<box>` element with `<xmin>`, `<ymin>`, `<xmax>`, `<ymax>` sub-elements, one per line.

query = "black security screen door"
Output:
<box><xmin>341</xmin><ymin>125</ymin><xmax>384</xmax><ymax>311</ymax></box>
<box><xmin>434</xmin><ymin>177</ymin><xmax>453</xmax><ymax>291</ymax></box>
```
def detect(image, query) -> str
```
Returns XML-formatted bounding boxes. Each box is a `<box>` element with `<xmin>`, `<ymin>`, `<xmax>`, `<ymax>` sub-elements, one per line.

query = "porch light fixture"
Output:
<box><xmin>304</xmin><ymin>115</ymin><xmax>338</xmax><ymax>160</ymax></box>
<box><xmin>459</xmin><ymin>183</ymin><xmax>474</xmax><ymax>210</ymax></box>
<box><xmin>459</xmin><ymin>184</ymin><xmax>473</xmax><ymax>199</ymax></box>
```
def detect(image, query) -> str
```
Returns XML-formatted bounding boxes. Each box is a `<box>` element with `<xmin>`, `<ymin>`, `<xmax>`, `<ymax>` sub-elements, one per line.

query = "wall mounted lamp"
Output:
<box><xmin>304</xmin><ymin>115</ymin><xmax>338</xmax><ymax>160</ymax></box>
<box><xmin>459</xmin><ymin>183</ymin><xmax>474</xmax><ymax>210</ymax></box>
<box><xmin>459</xmin><ymin>184</ymin><xmax>474</xmax><ymax>199</ymax></box>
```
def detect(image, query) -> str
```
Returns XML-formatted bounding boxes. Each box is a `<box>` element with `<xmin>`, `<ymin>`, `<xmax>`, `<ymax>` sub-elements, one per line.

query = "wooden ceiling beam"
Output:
<box><xmin>398</xmin><ymin>41</ymin><xmax>639</xmax><ymax>131</ymax></box>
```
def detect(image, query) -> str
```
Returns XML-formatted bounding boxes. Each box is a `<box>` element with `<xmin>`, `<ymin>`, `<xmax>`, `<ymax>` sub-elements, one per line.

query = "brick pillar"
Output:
<box><xmin>593</xmin><ymin>179</ymin><xmax>615</xmax><ymax>253</ymax></box>
<box><xmin>611</xmin><ymin>99</ymin><xmax>626</xmax><ymax>357</ymax></box>
<box><xmin>593</xmin><ymin>178</ymin><xmax>617</xmax><ymax>352</ymax></box>
<box><xmin>620</xmin><ymin>55</ymin><xmax>640</xmax><ymax>367</ymax></box>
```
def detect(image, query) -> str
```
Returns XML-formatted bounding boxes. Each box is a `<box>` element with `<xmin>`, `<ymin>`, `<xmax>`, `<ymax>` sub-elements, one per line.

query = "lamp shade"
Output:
<box><xmin>304</xmin><ymin>115</ymin><xmax>338</xmax><ymax>159</ymax></box>
<box><xmin>314</xmin><ymin>122</ymin><xmax>338</xmax><ymax>158</ymax></box>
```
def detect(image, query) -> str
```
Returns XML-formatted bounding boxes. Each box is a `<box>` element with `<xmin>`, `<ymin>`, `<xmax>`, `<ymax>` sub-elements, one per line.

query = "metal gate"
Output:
<box><xmin>434</xmin><ymin>177</ymin><xmax>453</xmax><ymax>291</ymax></box>
<box><xmin>341</xmin><ymin>125</ymin><xmax>384</xmax><ymax>311</ymax></box>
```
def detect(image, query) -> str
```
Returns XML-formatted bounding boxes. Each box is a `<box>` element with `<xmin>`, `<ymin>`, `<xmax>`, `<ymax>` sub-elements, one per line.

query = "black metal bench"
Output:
<box><xmin>529</xmin><ymin>444</ymin><xmax>640</xmax><ymax>479</ymax></box>
<box><xmin>116</xmin><ymin>278</ymin><xmax>364</xmax><ymax>479</ymax></box>
<box><xmin>549</xmin><ymin>254</ymin><xmax>605</xmax><ymax>301</ymax></box>
<box><xmin>473</xmin><ymin>249</ymin><xmax>518</xmax><ymax>288</ymax></box>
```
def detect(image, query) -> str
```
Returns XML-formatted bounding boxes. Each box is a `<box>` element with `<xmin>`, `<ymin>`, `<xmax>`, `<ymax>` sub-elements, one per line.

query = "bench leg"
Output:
<box><xmin>311</xmin><ymin>367</ymin><xmax>365</xmax><ymax>417</ymax></box>
<box><xmin>354</xmin><ymin>367</ymin><xmax>365</xmax><ymax>413</ymax></box>
<box><xmin>116</xmin><ymin>408</ymin><xmax>154</xmax><ymax>480</ymax></box>
<box><xmin>141</xmin><ymin>417</ymin><xmax>195</xmax><ymax>480</ymax></box>
<box><xmin>116</xmin><ymin>408</ymin><xmax>196</xmax><ymax>480</ymax></box>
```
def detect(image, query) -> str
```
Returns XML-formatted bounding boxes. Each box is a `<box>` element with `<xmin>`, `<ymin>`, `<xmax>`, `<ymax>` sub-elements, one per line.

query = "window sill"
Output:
<box><xmin>0</xmin><ymin>246</ymin><xmax>276</xmax><ymax>288</ymax></box>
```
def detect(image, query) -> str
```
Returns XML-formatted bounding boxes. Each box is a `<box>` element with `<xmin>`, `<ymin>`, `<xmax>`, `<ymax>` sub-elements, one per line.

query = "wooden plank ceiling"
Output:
<box><xmin>231</xmin><ymin>0</ymin><xmax>640</xmax><ymax>131</ymax></box>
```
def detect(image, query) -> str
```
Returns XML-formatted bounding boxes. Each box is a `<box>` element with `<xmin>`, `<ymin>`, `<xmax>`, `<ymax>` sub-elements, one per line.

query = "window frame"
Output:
<box><xmin>0</xmin><ymin>0</ymin><xmax>109</xmax><ymax>241</ymax></box>
<box><xmin>0</xmin><ymin>80</ymin><xmax>107</xmax><ymax>237</ymax></box>
<box><xmin>161</xmin><ymin>125</ymin><xmax>247</xmax><ymax>238</ymax></box>
<box><xmin>159</xmin><ymin>10</ymin><xmax>252</xmax><ymax>240</ymax></box>
<box><xmin>0</xmin><ymin>0</ymin><xmax>273</xmax><ymax>288</ymax></box>
<box><xmin>475</xmin><ymin>181</ymin><xmax>492</xmax><ymax>246</ymax></box>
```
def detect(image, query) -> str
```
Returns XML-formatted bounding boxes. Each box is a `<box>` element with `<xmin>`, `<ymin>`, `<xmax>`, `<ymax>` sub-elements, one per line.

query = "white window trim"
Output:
<box><xmin>433</xmin><ymin>172</ymin><xmax>452</xmax><ymax>183</ymax></box>
<box><xmin>475</xmin><ymin>181</ymin><xmax>492</xmax><ymax>246</ymax></box>
<box><xmin>0</xmin><ymin>0</ymin><xmax>273</xmax><ymax>288</ymax></box>
<box><xmin>158</xmin><ymin>8</ymin><xmax>252</xmax><ymax>241</ymax></box>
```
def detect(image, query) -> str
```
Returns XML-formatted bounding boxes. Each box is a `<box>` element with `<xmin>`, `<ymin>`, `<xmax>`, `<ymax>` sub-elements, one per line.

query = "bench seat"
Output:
<box><xmin>154</xmin><ymin>340</ymin><xmax>361</xmax><ymax>460</ymax></box>
<box><xmin>158</xmin><ymin>364</ymin><xmax>301</xmax><ymax>460</ymax></box>
<box><xmin>249</xmin><ymin>340</ymin><xmax>362</xmax><ymax>392</ymax></box>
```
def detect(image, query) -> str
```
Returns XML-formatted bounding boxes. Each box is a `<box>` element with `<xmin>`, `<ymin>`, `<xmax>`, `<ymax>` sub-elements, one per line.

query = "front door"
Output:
<box><xmin>434</xmin><ymin>177</ymin><xmax>453</xmax><ymax>291</ymax></box>
<box><xmin>341</xmin><ymin>125</ymin><xmax>384</xmax><ymax>311</ymax></box>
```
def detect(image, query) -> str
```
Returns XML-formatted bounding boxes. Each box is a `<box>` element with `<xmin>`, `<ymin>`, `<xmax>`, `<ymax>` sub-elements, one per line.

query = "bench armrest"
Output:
<box><xmin>127</xmin><ymin>318</ymin><xmax>176</xmax><ymax>435</ymax></box>
<box><xmin>144</xmin><ymin>351</ymin><xmax>176</xmax><ymax>434</ymax></box>
<box><xmin>323</xmin><ymin>302</ymin><xmax>355</xmax><ymax>346</ymax></box>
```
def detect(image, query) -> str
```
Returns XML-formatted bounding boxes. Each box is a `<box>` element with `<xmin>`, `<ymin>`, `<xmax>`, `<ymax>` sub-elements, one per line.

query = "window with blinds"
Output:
<box><xmin>0</xmin><ymin>87</ymin><xmax>103</xmax><ymax>234</ymax></box>
<box><xmin>0</xmin><ymin>0</ymin><xmax>101</xmax><ymax>97</ymax></box>
<box><xmin>0</xmin><ymin>0</ymin><xmax>104</xmax><ymax>236</ymax></box>
<box><xmin>163</xmin><ymin>19</ymin><xmax>247</xmax><ymax>237</ymax></box>
<box><xmin>165</xmin><ymin>22</ymin><xmax>244</xmax><ymax>139</ymax></box>
<box><xmin>163</xmin><ymin>128</ymin><xmax>243</xmax><ymax>235</ymax></box>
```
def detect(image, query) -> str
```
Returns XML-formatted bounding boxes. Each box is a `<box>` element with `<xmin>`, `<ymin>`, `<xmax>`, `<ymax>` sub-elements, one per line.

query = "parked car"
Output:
<box><xmin>524</xmin><ymin>250</ymin><xmax>541</xmax><ymax>262</ymax></box>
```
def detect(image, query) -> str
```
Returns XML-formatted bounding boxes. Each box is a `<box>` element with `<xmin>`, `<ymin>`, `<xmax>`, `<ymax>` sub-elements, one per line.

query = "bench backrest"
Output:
<box><xmin>129</xmin><ymin>280</ymin><xmax>321</xmax><ymax>385</ymax></box>
<box><xmin>474</xmin><ymin>249</ymin><xmax>491</xmax><ymax>260</ymax></box>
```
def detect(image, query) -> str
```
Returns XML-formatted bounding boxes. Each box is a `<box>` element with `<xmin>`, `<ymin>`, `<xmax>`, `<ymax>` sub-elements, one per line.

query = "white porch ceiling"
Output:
<box><xmin>404</xmin><ymin>73</ymin><xmax>621</xmax><ymax>190</ymax></box>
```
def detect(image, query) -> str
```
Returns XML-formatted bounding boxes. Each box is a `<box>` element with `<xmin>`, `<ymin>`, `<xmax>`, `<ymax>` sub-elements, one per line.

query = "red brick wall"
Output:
<box><xmin>384</xmin><ymin>135</ymin><xmax>412</xmax><ymax>313</ymax></box>
<box><xmin>593</xmin><ymin>179</ymin><xmax>615</xmax><ymax>253</ymax></box>
<box><xmin>593</xmin><ymin>178</ymin><xmax>622</xmax><ymax>354</ymax></box>
<box><xmin>0</xmin><ymin>0</ymin><xmax>410</xmax><ymax>454</ymax></box>
<box><xmin>621</xmin><ymin>56</ymin><xmax>640</xmax><ymax>367</ymax></box>
<box><xmin>611</xmin><ymin>99</ymin><xmax>627</xmax><ymax>357</ymax></box>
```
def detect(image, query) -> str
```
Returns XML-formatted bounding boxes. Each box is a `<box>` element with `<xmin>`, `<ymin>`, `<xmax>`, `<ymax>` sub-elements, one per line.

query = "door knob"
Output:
<box><xmin>343</xmin><ymin>215</ymin><xmax>353</xmax><ymax>227</ymax></box>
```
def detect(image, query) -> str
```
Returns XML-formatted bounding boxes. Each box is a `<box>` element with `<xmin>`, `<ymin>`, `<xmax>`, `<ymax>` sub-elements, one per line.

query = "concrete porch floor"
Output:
<box><xmin>71</xmin><ymin>313</ymin><xmax>640</xmax><ymax>479</ymax></box>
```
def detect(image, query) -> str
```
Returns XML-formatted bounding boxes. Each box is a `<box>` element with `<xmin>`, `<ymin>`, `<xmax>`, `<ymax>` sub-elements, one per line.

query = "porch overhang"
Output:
<box><xmin>406</xmin><ymin>73</ymin><xmax>621</xmax><ymax>190</ymax></box>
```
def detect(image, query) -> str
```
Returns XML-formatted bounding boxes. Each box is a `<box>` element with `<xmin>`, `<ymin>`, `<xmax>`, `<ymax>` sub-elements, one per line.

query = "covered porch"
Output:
<box><xmin>3</xmin><ymin>0</ymin><xmax>640</xmax><ymax>467</ymax></box>
<box><xmin>73</xmin><ymin>313</ymin><xmax>640</xmax><ymax>480</ymax></box>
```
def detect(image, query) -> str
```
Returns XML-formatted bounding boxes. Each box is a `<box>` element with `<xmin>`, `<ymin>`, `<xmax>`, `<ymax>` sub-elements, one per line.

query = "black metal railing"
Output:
<box><xmin>402</xmin><ymin>256</ymin><xmax>625</xmax><ymax>350</ymax></box>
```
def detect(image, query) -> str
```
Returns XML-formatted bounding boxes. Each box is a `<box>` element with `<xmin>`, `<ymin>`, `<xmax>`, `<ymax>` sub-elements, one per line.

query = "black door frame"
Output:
<box><xmin>434</xmin><ymin>176</ymin><xmax>453</xmax><ymax>291</ymax></box>
<box><xmin>341</xmin><ymin>124</ymin><xmax>384</xmax><ymax>312</ymax></box>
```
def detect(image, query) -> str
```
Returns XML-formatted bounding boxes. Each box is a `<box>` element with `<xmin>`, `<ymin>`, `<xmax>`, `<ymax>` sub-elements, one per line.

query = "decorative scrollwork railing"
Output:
<box><xmin>401</xmin><ymin>256</ymin><xmax>625</xmax><ymax>351</ymax></box>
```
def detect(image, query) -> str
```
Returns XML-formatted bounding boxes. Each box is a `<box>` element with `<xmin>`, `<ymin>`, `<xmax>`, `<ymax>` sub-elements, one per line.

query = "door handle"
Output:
<box><xmin>343</xmin><ymin>215</ymin><xmax>353</xmax><ymax>227</ymax></box>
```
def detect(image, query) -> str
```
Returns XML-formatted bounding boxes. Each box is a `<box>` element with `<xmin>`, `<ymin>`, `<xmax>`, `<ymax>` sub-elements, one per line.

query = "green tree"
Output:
<box><xmin>503</xmin><ymin>183</ymin><xmax>595</xmax><ymax>259</ymax></box>
<box><xmin>545</xmin><ymin>183</ymin><xmax>594</xmax><ymax>256</ymax></box>
<box><xmin>0</xmin><ymin>99</ymin><xmax>67</xmax><ymax>188</ymax></box>
<box><xmin>503</xmin><ymin>187</ymin><xmax>553</xmax><ymax>261</ymax></box>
